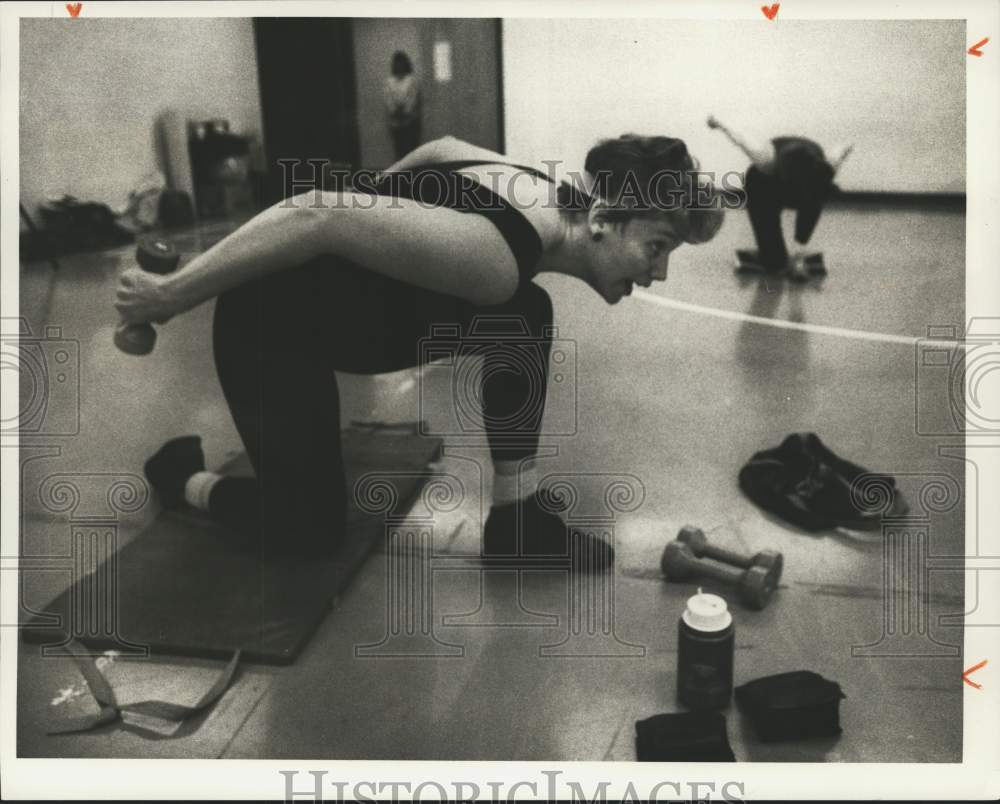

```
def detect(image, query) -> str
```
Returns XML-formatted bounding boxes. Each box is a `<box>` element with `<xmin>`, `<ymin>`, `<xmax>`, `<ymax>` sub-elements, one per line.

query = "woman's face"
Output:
<box><xmin>587</xmin><ymin>215</ymin><xmax>682</xmax><ymax>304</ymax></box>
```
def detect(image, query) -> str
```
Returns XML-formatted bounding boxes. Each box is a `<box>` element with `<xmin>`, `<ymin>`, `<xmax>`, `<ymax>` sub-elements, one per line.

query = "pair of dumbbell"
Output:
<box><xmin>661</xmin><ymin>525</ymin><xmax>784</xmax><ymax>610</ymax></box>
<box><xmin>113</xmin><ymin>236</ymin><xmax>181</xmax><ymax>356</ymax></box>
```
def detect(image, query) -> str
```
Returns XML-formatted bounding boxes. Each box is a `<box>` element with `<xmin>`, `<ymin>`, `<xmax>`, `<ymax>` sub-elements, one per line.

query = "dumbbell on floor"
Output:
<box><xmin>114</xmin><ymin>236</ymin><xmax>181</xmax><ymax>356</ymax></box>
<box><xmin>677</xmin><ymin>525</ymin><xmax>783</xmax><ymax>583</ymax></box>
<box><xmin>661</xmin><ymin>540</ymin><xmax>778</xmax><ymax>610</ymax></box>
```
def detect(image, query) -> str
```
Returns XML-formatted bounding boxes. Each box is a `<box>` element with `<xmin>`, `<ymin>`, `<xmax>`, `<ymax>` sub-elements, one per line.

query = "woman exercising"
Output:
<box><xmin>116</xmin><ymin>133</ymin><xmax>723</xmax><ymax>571</ymax></box>
<box><xmin>707</xmin><ymin>114</ymin><xmax>852</xmax><ymax>278</ymax></box>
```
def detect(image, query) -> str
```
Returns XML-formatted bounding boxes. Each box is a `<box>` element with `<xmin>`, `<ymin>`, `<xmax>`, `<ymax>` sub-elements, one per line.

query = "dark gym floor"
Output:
<box><xmin>16</xmin><ymin>202</ymin><xmax>965</xmax><ymax>761</ymax></box>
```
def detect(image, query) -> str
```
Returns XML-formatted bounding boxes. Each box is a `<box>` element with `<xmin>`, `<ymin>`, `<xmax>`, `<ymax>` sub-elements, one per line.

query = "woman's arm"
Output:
<box><xmin>383</xmin><ymin>79</ymin><xmax>396</xmax><ymax>115</ymax></box>
<box><xmin>706</xmin><ymin>115</ymin><xmax>774</xmax><ymax>167</ymax></box>
<box><xmin>115</xmin><ymin>192</ymin><xmax>519</xmax><ymax>323</ymax></box>
<box><xmin>404</xmin><ymin>75</ymin><xmax>420</xmax><ymax>114</ymax></box>
<box><xmin>313</xmin><ymin>192</ymin><xmax>519</xmax><ymax>304</ymax></box>
<box><xmin>116</xmin><ymin>196</ymin><xmax>328</xmax><ymax>324</ymax></box>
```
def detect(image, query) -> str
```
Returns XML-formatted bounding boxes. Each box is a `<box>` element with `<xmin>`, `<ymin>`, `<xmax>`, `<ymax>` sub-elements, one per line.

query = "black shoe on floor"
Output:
<box><xmin>739</xmin><ymin>433</ymin><xmax>907</xmax><ymax>532</ymax></box>
<box><xmin>144</xmin><ymin>435</ymin><xmax>206</xmax><ymax>508</ymax></box>
<box><xmin>483</xmin><ymin>490</ymin><xmax>615</xmax><ymax>573</ymax></box>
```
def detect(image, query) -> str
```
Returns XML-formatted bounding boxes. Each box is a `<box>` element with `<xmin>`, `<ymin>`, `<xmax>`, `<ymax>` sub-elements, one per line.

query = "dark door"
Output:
<box><xmin>253</xmin><ymin>18</ymin><xmax>359</xmax><ymax>206</ymax></box>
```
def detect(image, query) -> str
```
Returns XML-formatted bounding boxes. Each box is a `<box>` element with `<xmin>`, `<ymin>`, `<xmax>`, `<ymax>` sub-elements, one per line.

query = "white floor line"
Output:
<box><xmin>631</xmin><ymin>289</ymin><xmax>965</xmax><ymax>348</ymax></box>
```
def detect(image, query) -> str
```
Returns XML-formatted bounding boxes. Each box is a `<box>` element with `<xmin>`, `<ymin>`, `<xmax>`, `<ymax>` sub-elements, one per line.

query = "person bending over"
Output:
<box><xmin>116</xmin><ymin>133</ymin><xmax>723</xmax><ymax>571</ymax></box>
<box><xmin>707</xmin><ymin>114</ymin><xmax>852</xmax><ymax>278</ymax></box>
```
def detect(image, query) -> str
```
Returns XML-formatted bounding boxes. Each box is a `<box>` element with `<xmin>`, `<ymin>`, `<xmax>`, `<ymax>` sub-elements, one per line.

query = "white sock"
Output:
<box><xmin>493</xmin><ymin>459</ymin><xmax>539</xmax><ymax>507</ymax></box>
<box><xmin>184</xmin><ymin>471</ymin><xmax>222</xmax><ymax>512</ymax></box>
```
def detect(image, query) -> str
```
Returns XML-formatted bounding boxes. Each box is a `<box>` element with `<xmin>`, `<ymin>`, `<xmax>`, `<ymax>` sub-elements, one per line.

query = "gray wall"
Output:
<box><xmin>503</xmin><ymin>19</ymin><xmax>966</xmax><ymax>194</ymax></box>
<box><xmin>20</xmin><ymin>19</ymin><xmax>264</xmax><ymax>216</ymax></box>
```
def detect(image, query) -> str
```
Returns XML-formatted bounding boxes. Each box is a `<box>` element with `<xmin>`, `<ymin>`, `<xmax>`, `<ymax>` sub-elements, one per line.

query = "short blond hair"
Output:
<box><xmin>556</xmin><ymin>133</ymin><xmax>725</xmax><ymax>244</ymax></box>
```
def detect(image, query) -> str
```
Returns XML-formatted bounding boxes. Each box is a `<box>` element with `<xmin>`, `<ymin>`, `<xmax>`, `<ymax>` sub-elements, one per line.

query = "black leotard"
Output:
<box><xmin>368</xmin><ymin>159</ymin><xmax>555</xmax><ymax>287</ymax></box>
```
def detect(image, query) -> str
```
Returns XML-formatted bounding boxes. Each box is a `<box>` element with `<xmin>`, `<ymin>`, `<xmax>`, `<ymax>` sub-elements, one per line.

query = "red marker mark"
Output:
<box><xmin>66</xmin><ymin>3</ymin><xmax>82</xmax><ymax>16</ymax></box>
<box><xmin>963</xmin><ymin>659</ymin><xmax>988</xmax><ymax>689</ymax></box>
<box><xmin>968</xmin><ymin>37</ymin><xmax>989</xmax><ymax>57</ymax></box>
<box><xmin>761</xmin><ymin>3</ymin><xmax>780</xmax><ymax>20</ymax></box>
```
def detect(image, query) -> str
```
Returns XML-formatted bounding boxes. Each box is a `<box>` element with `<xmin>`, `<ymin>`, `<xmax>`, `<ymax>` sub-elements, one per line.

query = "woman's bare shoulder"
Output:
<box><xmin>435</xmin><ymin>136</ymin><xmax>511</xmax><ymax>164</ymax></box>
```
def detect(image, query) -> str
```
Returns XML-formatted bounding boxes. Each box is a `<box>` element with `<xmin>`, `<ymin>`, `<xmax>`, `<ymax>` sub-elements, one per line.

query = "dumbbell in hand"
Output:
<box><xmin>661</xmin><ymin>540</ymin><xmax>778</xmax><ymax>610</ymax></box>
<box><xmin>114</xmin><ymin>236</ymin><xmax>180</xmax><ymax>356</ymax></box>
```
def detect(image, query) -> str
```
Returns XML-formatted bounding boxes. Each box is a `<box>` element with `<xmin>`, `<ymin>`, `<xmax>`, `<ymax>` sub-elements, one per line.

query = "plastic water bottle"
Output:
<box><xmin>677</xmin><ymin>588</ymin><xmax>735</xmax><ymax>709</ymax></box>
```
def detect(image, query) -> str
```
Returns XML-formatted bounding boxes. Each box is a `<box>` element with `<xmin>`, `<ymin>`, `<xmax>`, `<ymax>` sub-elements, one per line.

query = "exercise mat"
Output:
<box><xmin>21</xmin><ymin>427</ymin><xmax>443</xmax><ymax>665</ymax></box>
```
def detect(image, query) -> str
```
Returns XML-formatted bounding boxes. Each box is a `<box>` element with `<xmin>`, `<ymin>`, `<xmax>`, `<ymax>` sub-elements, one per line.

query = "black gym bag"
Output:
<box><xmin>25</xmin><ymin>196</ymin><xmax>134</xmax><ymax>260</ymax></box>
<box><xmin>738</xmin><ymin>432</ymin><xmax>907</xmax><ymax>532</ymax></box>
<box><xmin>735</xmin><ymin>670</ymin><xmax>846</xmax><ymax>742</ymax></box>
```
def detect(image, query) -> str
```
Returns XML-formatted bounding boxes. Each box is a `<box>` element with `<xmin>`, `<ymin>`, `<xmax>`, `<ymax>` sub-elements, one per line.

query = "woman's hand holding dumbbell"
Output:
<box><xmin>114</xmin><ymin>236</ymin><xmax>183</xmax><ymax>355</ymax></box>
<box><xmin>115</xmin><ymin>265</ymin><xmax>177</xmax><ymax>326</ymax></box>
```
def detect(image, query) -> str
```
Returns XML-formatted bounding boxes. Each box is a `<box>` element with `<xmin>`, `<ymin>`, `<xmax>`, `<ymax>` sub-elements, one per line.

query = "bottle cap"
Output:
<box><xmin>682</xmin><ymin>587</ymin><xmax>732</xmax><ymax>632</ymax></box>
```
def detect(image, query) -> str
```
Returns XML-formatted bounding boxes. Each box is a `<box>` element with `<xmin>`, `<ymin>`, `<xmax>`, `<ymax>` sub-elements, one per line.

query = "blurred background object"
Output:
<box><xmin>187</xmin><ymin>118</ymin><xmax>253</xmax><ymax>219</ymax></box>
<box><xmin>384</xmin><ymin>50</ymin><xmax>422</xmax><ymax>160</ymax></box>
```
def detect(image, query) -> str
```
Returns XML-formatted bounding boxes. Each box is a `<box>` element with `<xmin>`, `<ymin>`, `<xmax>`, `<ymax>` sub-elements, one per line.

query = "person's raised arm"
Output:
<box><xmin>706</xmin><ymin>114</ymin><xmax>774</xmax><ymax>168</ymax></box>
<box><xmin>830</xmin><ymin>143</ymin><xmax>854</xmax><ymax>173</ymax></box>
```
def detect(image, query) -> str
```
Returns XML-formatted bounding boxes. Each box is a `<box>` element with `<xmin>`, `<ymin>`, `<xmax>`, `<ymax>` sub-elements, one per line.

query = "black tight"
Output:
<box><xmin>745</xmin><ymin>166</ymin><xmax>789</xmax><ymax>271</ymax></box>
<box><xmin>210</xmin><ymin>255</ymin><xmax>554</xmax><ymax>554</ymax></box>
<box><xmin>745</xmin><ymin>165</ymin><xmax>826</xmax><ymax>272</ymax></box>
